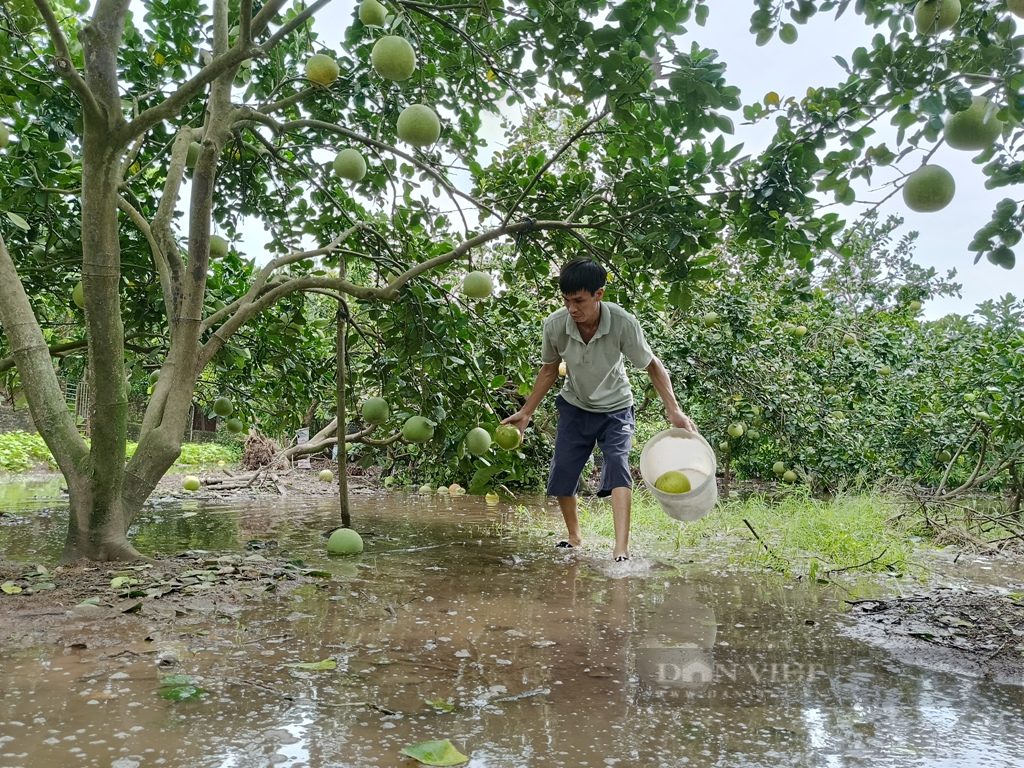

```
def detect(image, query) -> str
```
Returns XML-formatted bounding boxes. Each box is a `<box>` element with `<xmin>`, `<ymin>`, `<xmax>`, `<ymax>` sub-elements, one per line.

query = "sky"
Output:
<box><xmin>230</xmin><ymin>0</ymin><xmax>1020</xmax><ymax>320</ymax></box>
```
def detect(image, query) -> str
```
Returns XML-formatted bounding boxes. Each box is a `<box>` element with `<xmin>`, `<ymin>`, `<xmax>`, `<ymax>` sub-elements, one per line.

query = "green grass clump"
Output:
<box><xmin>511</xmin><ymin>488</ymin><xmax>916</xmax><ymax>578</ymax></box>
<box><xmin>174</xmin><ymin>442</ymin><xmax>241</xmax><ymax>467</ymax></box>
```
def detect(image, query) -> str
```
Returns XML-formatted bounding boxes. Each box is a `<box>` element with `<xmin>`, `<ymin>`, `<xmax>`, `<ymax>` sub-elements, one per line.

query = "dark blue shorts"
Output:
<box><xmin>547</xmin><ymin>395</ymin><xmax>635</xmax><ymax>498</ymax></box>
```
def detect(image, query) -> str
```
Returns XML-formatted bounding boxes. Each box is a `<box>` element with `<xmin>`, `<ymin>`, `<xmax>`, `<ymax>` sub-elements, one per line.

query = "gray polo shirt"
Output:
<box><xmin>541</xmin><ymin>301</ymin><xmax>654</xmax><ymax>413</ymax></box>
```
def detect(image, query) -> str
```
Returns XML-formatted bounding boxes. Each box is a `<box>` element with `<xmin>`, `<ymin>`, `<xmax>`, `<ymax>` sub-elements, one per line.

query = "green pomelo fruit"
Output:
<box><xmin>327</xmin><ymin>527</ymin><xmax>364</xmax><ymax>555</ymax></box>
<box><xmin>782</xmin><ymin>470</ymin><xmax>798</xmax><ymax>483</ymax></box>
<box><xmin>936</xmin><ymin>450</ymin><xmax>952</xmax><ymax>463</ymax></box>
<box><xmin>654</xmin><ymin>470</ymin><xmax>691</xmax><ymax>494</ymax></box>
<box><xmin>702</xmin><ymin>312</ymin><xmax>719</xmax><ymax>327</ymax></box>
<box><xmin>149</xmin><ymin>370</ymin><xmax>160</xmax><ymax>385</ymax></box>
<box><xmin>402</xmin><ymin>415</ymin><xmax>435</xmax><ymax>443</ymax></box>
<box><xmin>746</xmin><ymin>427</ymin><xmax>761</xmax><ymax>440</ymax></box>
<box><xmin>842</xmin><ymin>333</ymin><xmax>857</xmax><ymax>346</ymax></box>
<box><xmin>359</xmin><ymin>0</ymin><xmax>388</xmax><ymax>26</ymax></box>
<box><xmin>371</xmin><ymin>36</ymin><xmax>416</xmax><ymax>81</ymax></box>
<box><xmin>396</xmin><ymin>104</ymin><xmax>441</xmax><ymax>147</ymax></box>
<box><xmin>361</xmin><ymin>397</ymin><xmax>390</xmax><ymax>425</ymax></box>
<box><xmin>0</xmin><ymin>124</ymin><xmax>9</xmax><ymax>148</ymax></box>
<box><xmin>333</xmin><ymin>148</ymin><xmax>367</xmax><ymax>181</ymax></box>
<box><xmin>914</xmin><ymin>0</ymin><xmax>960</xmax><ymax>34</ymax></box>
<box><xmin>728</xmin><ymin>423</ymin><xmax>744</xmax><ymax>438</ymax></box>
<box><xmin>823</xmin><ymin>385</ymin><xmax>837</xmax><ymax>395</ymax></box>
<box><xmin>793</xmin><ymin>325</ymin><xmax>808</xmax><ymax>337</ymax></box>
<box><xmin>213</xmin><ymin>397</ymin><xmax>233</xmax><ymax>417</ymax></box>
<box><xmin>183</xmin><ymin>475</ymin><xmax>201</xmax><ymax>491</ymax></box>
<box><xmin>718</xmin><ymin>441</ymin><xmax>729</xmax><ymax>451</ymax></box>
<box><xmin>772</xmin><ymin>461</ymin><xmax>786</xmax><ymax>475</ymax></box>
<box><xmin>225</xmin><ymin>418</ymin><xmax>243</xmax><ymax>434</ymax></box>
<box><xmin>418</xmin><ymin>484</ymin><xmax>432</xmax><ymax>493</ymax></box>
<box><xmin>319</xmin><ymin>469</ymin><xmax>334</xmax><ymax>482</ymax></box>
<box><xmin>879</xmin><ymin>365</ymin><xmax>892</xmax><ymax>376</ymax></box>
<box><xmin>72</xmin><ymin>281</ymin><xmax>85</xmax><ymax>309</ymax></box>
<box><xmin>306</xmin><ymin>53</ymin><xmax>340</xmax><ymax>86</ymax></box>
<box><xmin>494</xmin><ymin>424</ymin><xmax>522</xmax><ymax>450</ymax></box>
<box><xmin>209</xmin><ymin>235</ymin><xmax>229</xmax><ymax>258</ymax></box>
<box><xmin>186</xmin><ymin>141</ymin><xmax>201</xmax><ymax>169</ymax></box>
<box><xmin>944</xmin><ymin>97</ymin><xmax>1003</xmax><ymax>151</ymax></box>
<box><xmin>465</xmin><ymin>427</ymin><xmax>492</xmax><ymax>456</ymax></box>
<box><xmin>909</xmin><ymin>300</ymin><xmax>923</xmax><ymax>311</ymax></box>
<box><xmin>987</xmin><ymin>247</ymin><xmax>1016</xmax><ymax>269</ymax></box>
<box><xmin>902</xmin><ymin>165</ymin><xmax>955</xmax><ymax>213</ymax></box>
<box><xmin>462</xmin><ymin>270</ymin><xmax>493</xmax><ymax>298</ymax></box>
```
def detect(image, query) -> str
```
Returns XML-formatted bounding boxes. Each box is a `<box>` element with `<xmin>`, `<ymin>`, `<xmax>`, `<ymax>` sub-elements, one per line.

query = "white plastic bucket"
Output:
<box><xmin>639</xmin><ymin>428</ymin><xmax>718</xmax><ymax>521</ymax></box>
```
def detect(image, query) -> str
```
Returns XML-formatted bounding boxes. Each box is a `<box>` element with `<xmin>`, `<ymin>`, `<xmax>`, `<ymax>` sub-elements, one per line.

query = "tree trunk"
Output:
<box><xmin>337</xmin><ymin>300</ymin><xmax>351</xmax><ymax>529</ymax></box>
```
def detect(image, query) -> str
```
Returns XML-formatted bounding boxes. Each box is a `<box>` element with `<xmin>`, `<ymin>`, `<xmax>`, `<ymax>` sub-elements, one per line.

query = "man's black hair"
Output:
<box><xmin>559</xmin><ymin>257</ymin><xmax>606</xmax><ymax>296</ymax></box>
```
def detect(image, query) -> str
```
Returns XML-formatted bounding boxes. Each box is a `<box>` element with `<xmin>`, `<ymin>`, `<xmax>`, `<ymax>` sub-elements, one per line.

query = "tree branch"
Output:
<box><xmin>32</xmin><ymin>0</ymin><xmax>102</xmax><ymax>118</ymax></box>
<box><xmin>0</xmin><ymin>234</ymin><xmax>89</xmax><ymax>473</ymax></box>
<box><xmin>124</xmin><ymin>44</ymin><xmax>259</xmax><ymax>140</ymax></box>
<box><xmin>0</xmin><ymin>339</ymin><xmax>88</xmax><ymax>374</ymax></box>
<box><xmin>117</xmin><ymin>196</ymin><xmax>171</xmax><ymax>299</ymax></box>
<box><xmin>250</xmin><ymin>0</ymin><xmax>293</xmax><ymax>37</ymax></box>
<box><xmin>263</xmin><ymin>0</ymin><xmax>333</xmax><ymax>51</ymax></box>
<box><xmin>256</xmin><ymin>115</ymin><xmax>498</xmax><ymax>218</ymax></box>
<box><xmin>197</xmin><ymin>219</ymin><xmax>589</xmax><ymax>369</ymax></box>
<box><xmin>501</xmin><ymin>107</ymin><xmax>611</xmax><ymax>227</ymax></box>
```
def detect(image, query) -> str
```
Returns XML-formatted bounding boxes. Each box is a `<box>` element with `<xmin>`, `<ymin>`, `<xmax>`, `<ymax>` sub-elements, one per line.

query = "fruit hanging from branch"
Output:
<box><xmin>902</xmin><ymin>165</ymin><xmax>955</xmax><ymax>213</ymax></box>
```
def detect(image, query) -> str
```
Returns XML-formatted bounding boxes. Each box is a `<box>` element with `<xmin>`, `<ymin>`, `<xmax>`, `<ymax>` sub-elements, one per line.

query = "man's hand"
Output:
<box><xmin>666</xmin><ymin>406</ymin><xmax>697</xmax><ymax>433</ymax></box>
<box><xmin>501</xmin><ymin>410</ymin><xmax>532</xmax><ymax>436</ymax></box>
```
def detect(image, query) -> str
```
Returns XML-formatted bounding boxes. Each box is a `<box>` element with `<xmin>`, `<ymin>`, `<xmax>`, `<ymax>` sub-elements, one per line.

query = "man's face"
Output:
<box><xmin>562</xmin><ymin>287</ymin><xmax>604</xmax><ymax>326</ymax></box>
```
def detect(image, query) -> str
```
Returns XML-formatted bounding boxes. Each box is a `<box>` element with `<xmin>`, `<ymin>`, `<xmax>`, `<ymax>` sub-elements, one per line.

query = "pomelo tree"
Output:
<box><xmin>1</xmin><ymin>0</ymin><xmax>1022</xmax><ymax>561</ymax></box>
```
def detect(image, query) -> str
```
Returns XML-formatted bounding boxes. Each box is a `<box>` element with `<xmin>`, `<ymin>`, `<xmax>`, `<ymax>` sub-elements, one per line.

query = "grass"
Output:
<box><xmin>0</xmin><ymin>431</ymin><xmax>241</xmax><ymax>472</ymax></box>
<box><xmin>509</xmin><ymin>487</ymin><xmax>919</xmax><ymax>579</ymax></box>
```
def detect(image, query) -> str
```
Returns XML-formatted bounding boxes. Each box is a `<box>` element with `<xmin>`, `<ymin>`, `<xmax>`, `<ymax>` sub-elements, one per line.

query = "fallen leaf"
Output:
<box><xmin>283</xmin><ymin>659</ymin><xmax>337</xmax><ymax>671</ymax></box>
<box><xmin>399</xmin><ymin>740</ymin><xmax>469</xmax><ymax>766</ymax></box>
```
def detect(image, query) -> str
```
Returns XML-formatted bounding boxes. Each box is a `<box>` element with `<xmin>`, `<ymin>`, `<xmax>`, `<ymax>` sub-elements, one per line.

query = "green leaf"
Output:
<box><xmin>489</xmin><ymin>374</ymin><xmax>506</xmax><ymax>389</ymax></box>
<box><xmin>399</xmin><ymin>740</ymin><xmax>469</xmax><ymax>766</ymax></box>
<box><xmin>158</xmin><ymin>685</ymin><xmax>207</xmax><ymax>702</ymax></box>
<box><xmin>1</xmin><ymin>581</ymin><xmax>22</xmax><ymax>594</ymax></box>
<box><xmin>283</xmin><ymin>659</ymin><xmax>337</xmax><ymax>671</ymax></box>
<box><xmin>6</xmin><ymin>212</ymin><xmax>29</xmax><ymax>230</ymax></box>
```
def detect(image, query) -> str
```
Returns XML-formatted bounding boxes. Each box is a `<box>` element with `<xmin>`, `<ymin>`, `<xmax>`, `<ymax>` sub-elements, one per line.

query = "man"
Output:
<box><xmin>502</xmin><ymin>257</ymin><xmax>697</xmax><ymax>561</ymax></box>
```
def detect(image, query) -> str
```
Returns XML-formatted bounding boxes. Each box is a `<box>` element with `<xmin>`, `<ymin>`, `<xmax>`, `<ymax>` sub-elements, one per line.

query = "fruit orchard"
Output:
<box><xmin>0</xmin><ymin>0</ymin><xmax>1022</xmax><ymax>561</ymax></box>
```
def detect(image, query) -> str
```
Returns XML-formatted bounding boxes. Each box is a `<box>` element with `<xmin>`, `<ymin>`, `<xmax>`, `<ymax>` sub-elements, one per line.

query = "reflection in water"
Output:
<box><xmin>0</xmin><ymin>484</ymin><xmax>1022</xmax><ymax>767</ymax></box>
<box><xmin>637</xmin><ymin>582</ymin><xmax>717</xmax><ymax>692</ymax></box>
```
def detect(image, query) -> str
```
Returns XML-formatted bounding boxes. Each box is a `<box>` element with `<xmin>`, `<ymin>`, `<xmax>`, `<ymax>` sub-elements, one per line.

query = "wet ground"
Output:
<box><xmin>1</xmin><ymin>476</ymin><xmax>1023</xmax><ymax>767</ymax></box>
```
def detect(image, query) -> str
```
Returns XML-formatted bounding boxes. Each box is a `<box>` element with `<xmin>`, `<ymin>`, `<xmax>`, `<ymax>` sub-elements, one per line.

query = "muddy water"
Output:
<box><xmin>1</xmin><ymin>480</ymin><xmax>1023</xmax><ymax>767</ymax></box>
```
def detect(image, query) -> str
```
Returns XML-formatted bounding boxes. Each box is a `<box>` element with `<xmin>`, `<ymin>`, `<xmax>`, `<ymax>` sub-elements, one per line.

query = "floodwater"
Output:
<box><xmin>1</xmin><ymin>478</ymin><xmax>1023</xmax><ymax>768</ymax></box>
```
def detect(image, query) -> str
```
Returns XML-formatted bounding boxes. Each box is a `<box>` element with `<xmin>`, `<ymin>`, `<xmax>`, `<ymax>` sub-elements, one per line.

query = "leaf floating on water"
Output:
<box><xmin>399</xmin><ymin>740</ymin><xmax>469</xmax><ymax>766</ymax></box>
<box><xmin>424</xmin><ymin>698</ymin><xmax>457</xmax><ymax>712</ymax></box>
<box><xmin>158</xmin><ymin>684</ymin><xmax>207</xmax><ymax>702</ymax></box>
<box><xmin>158</xmin><ymin>674</ymin><xmax>207</xmax><ymax>702</ymax></box>
<box><xmin>1</xmin><ymin>581</ymin><xmax>22</xmax><ymax>594</ymax></box>
<box><xmin>283</xmin><ymin>659</ymin><xmax>337</xmax><ymax>671</ymax></box>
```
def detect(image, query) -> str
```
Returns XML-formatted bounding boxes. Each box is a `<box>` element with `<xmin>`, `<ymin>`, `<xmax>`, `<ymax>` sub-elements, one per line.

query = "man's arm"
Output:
<box><xmin>501</xmin><ymin>361</ymin><xmax>561</xmax><ymax>434</ymax></box>
<box><xmin>646</xmin><ymin>356</ymin><xmax>697</xmax><ymax>432</ymax></box>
